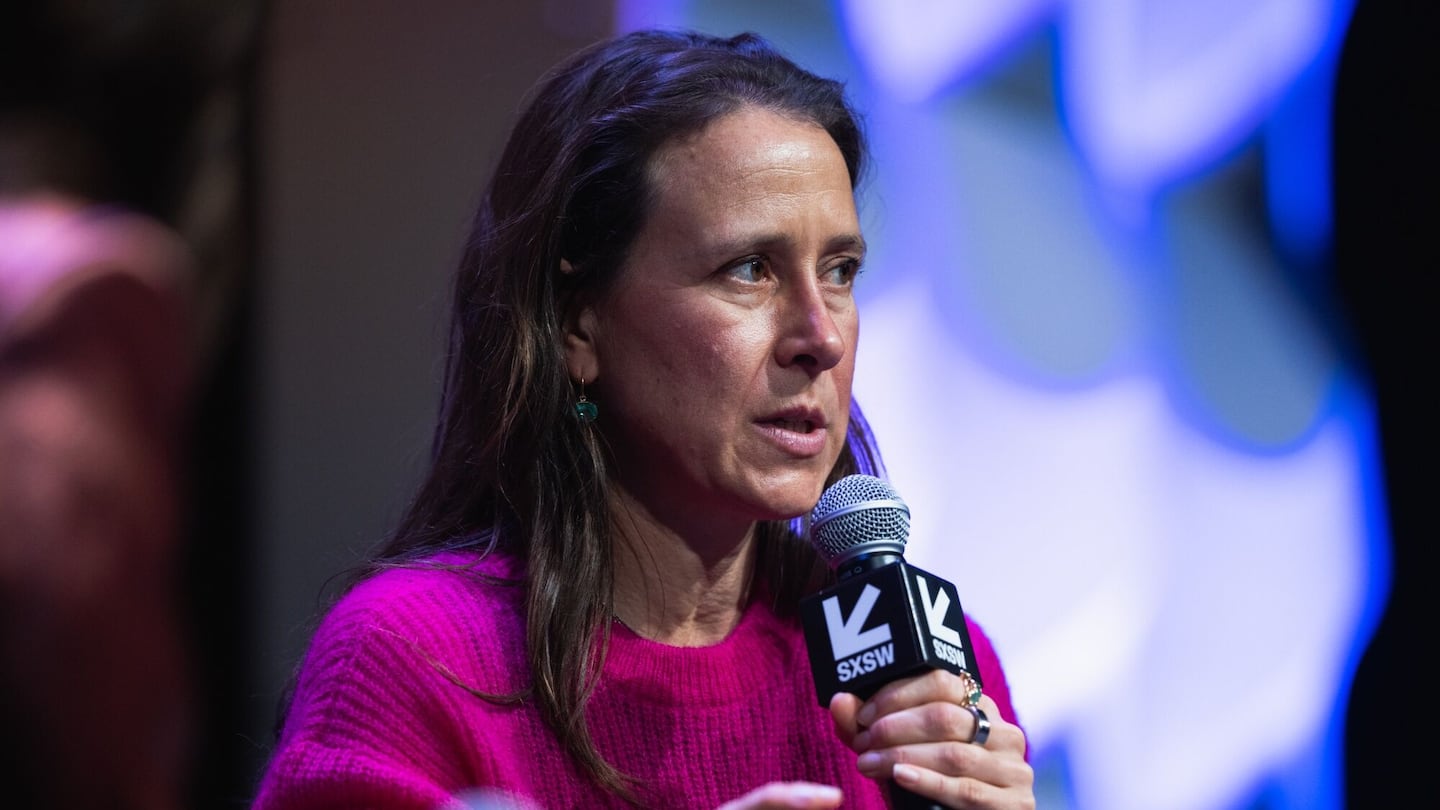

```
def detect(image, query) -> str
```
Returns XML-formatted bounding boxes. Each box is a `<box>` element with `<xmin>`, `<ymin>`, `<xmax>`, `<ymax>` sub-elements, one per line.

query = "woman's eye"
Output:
<box><xmin>824</xmin><ymin>258</ymin><xmax>862</xmax><ymax>285</ymax></box>
<box><xmin>726</xmin><ymin>257</ymin><xmax>767</xmax><ymax>283</ymax></box>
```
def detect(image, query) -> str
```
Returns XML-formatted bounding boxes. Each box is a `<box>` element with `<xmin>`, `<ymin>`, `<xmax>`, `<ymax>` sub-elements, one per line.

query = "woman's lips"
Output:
<box><xmin>755</xmin><ymin>413</ymin><xmax>829</xmax><ymax>457</ymax></box>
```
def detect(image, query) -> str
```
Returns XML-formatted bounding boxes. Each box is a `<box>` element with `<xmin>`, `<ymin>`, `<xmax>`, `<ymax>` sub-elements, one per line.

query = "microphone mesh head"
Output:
<box><xmin>808</xmin><ymin>474</ymin><xmax>910</xmax><ymax>567</ymax></box>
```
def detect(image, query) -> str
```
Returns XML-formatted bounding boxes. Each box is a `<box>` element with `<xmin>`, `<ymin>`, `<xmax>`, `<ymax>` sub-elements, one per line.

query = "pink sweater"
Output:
<box><xmin>253</xmin><ymin>552</ymin><xmax>1020</xmax><ymax>809</ymax></box>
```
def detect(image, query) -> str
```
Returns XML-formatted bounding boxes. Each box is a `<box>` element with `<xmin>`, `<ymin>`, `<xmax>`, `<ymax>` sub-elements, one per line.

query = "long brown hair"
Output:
<box><xmin>368</xmin><ymin>29</ymin><xmax>882</xmax><ymax>798</ymax></box>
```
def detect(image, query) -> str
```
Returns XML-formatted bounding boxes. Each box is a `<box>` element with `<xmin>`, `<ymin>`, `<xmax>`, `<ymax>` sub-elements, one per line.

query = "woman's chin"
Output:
<box><xmin>740</xmin><ymin>479</ymin><xmax>829</xmax><ymax>523</ymax></box>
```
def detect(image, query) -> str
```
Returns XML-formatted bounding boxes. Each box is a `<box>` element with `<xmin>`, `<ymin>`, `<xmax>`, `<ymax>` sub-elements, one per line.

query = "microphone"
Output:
<box><xmin>799</xmin><ymin>475</ymin><xmax>981</xmax><ymax>810</ymax></box>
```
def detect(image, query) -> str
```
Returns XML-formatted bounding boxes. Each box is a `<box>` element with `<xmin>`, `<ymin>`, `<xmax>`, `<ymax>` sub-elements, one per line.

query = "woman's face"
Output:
<box><xmin>567</xmin><ymin>105</ymin><xmax>863</xmax><ymax>538</ymax></box>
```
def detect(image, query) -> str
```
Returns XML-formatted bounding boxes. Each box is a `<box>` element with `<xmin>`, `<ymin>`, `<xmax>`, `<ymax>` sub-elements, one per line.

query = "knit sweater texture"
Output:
<box><xmin>253</xmin><ymin>552</ymin><xmax>1019</xmax><ymax>810</ymax></box>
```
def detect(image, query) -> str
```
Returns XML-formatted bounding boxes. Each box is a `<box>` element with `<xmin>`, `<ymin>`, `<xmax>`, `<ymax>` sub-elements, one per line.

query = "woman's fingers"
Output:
<box><xmin>828</xmin><ymin>692</ymin><xmax>864</xmax><ymax>747</ymax></box>
<box><xmin>891</xmin><ymin>762</ymin><xmax>1033</xmax><ymax>810</ymax></box>
<box><xmin>862</xmin><ymin>735</ymin><xmax>1035</xmax><ymax>810</ymax></box>
<box><xmin>837</xmin><ymin>670</ymin><xmax>1035</xmax><ymax>809</ymax></box>
<box><xmin>856</xmin><ymin>740</ymin><xmax>982</xmax><ymax>779</ymax></box>
<box><xmin>716</xmin><ymin>782</ymin><xmax>844</xmax><ymax>810</ymax></box>
<box><xmin>854</xmin><ymin>738</ymin><xmax>1031</xmax><ymax>792</ymax></box>
<box><xmin>856</xmin><ymin>668</ymin><xmax>975</xmax><ymax>728</ymax></box>
<box><xmin>855</xmin><ymin>696</ymin><xmax>1024</xmax><ymax>756</ymax></box>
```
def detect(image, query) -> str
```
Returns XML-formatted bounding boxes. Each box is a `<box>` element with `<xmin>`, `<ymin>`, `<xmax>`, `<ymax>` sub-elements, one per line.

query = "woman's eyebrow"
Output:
<box><xmin>704</xmin><ymin>231</ymin><xmax>867</xmax><ymax>258</ymax></box>
<box><xmin>828</xmin><ymin>233</ymin><xmax>867</xmax><ymax>257</ymax></box>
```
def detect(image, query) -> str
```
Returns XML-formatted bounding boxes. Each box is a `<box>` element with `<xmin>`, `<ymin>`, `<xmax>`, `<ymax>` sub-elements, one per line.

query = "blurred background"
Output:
<box><xmin>1</xmin><ymin>1</ymin><xmax>1431</xmax><ymax>808</ymax></box>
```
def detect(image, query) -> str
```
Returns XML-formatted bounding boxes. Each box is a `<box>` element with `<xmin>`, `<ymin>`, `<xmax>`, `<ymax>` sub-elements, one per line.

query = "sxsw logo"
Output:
<box><xmin>915</xmin><ymin>574</ymin><xmax>967</xmax><ymax>669</ymax></box>
<box><xmin>821</xmin><ymin>572</ymin><xmax>966</xmax><ymax>683</ymax></box>
<box><xmin>823</xmin><ymin>584</ymin><xmax>894</xmax><ymax>682</ymax></box>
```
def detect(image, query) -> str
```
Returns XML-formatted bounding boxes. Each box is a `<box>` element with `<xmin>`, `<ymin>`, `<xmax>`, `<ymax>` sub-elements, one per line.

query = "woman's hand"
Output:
<box><xmin>830</xmin><ymin>670</ymin><xmax>1035</xmax><ymax>810</ymax></box>
<box><xmin>717</xmin><ymin>782</ymin><xmax>844</xmax><ymax>810</ymax></box>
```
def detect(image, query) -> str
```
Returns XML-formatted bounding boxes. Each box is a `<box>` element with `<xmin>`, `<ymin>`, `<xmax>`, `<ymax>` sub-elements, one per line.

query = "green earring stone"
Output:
<box><xmin>575</xmin><ymin>400</ymin><xmax>598</xmax><ymax>423</ymax></box>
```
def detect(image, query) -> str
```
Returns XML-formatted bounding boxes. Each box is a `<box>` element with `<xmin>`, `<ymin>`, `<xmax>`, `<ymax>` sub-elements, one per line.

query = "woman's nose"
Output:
<box><xmin>774</xmin><ymin>281</ymin><xmax>846</xmax><ymax>373</ymax></box>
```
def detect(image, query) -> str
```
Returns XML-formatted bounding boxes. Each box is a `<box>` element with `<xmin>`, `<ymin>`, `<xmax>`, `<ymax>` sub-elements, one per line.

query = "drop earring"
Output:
<box><xmin>574</xmin><ymin>377</ymin><xmax>598</xmax><ymax>423</ymax></box>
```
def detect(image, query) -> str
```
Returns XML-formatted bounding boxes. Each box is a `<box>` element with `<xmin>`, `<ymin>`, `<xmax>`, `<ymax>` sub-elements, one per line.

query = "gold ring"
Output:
<box><xmin>957</xmin><ymin>669</ymin><xmax>983</xmax><ymax>708</ymax></box>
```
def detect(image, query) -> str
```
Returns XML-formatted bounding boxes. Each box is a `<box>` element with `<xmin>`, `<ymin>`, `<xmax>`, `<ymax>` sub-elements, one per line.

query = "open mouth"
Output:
<box><xmin>756</xmin><ymin>411</ymin><xmax>828</xmax><ymax>456</ymax></box>
<box><xmin>766</xmin><ymin>418</ymin><xmax>817</xmax><ymax>434</ymax></box>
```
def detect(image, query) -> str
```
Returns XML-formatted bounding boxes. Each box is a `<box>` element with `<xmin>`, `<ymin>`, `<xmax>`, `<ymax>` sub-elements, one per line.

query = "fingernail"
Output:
<box><xmin>853</xmin><ymin>730</ymin><xmax>871</xmax><ymax>750</ymax></box>
<box><xmin>856</xmin><ymin>751</ymin><xmax>884</xmax><ymax>773</ymax></box>
<box><xmin>893</xmin><ymin>763</ymin><xmax>921</xmax><ymax>784</ymax></box>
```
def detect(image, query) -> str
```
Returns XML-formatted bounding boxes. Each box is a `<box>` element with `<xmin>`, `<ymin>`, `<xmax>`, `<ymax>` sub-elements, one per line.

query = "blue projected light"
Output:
<box><xmin>1061</xmin><ymin>0</ymin><xmax>1337</xmax><ymax>213</ymax></box>
<box><xmin>616</xmin><ymin>3</ymin><xmax>1378</xmax><ymax>810</ymax></box>
<box><xmin>1264</xmin><ymin>0</ymin><xmax>1357</xmax><ymax>273</ymax></box>
<box><xmin>838</xmin><ymin>0</ymin><xmax>1058</xmax><ymax>102</ymax></box>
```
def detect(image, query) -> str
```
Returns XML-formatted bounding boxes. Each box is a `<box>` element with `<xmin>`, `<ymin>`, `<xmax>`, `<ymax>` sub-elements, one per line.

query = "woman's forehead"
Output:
<box><xmin>650</xmin><ymin>105</ymin><xmax>840</xmax><ymax>181</ymax></box>
<box><xmin>645</xmin><ymin>107</ymin><xmax>854</xmax><ymax>217</ymax></box>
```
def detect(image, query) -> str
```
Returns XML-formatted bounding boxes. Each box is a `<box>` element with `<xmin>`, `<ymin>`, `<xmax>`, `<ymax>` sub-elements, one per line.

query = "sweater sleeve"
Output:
<box><xmin>252</xmin><ymin>579</ymin><xmax>473</xmax><ymax>810</ymax></box>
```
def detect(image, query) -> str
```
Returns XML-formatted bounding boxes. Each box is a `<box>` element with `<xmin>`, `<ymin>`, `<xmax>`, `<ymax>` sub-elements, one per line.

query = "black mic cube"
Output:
<box><xmin>799</xmin><ymin>560</ymin><xmax>981</xmax><ymax>707</ymax></box>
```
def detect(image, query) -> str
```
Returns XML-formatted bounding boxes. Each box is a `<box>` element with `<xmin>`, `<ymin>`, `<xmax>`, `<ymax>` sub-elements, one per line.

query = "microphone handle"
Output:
<box><xmin>890</xmin><ymin>783</ymin><xmax>945</xmax><ymax>810</ymax></box>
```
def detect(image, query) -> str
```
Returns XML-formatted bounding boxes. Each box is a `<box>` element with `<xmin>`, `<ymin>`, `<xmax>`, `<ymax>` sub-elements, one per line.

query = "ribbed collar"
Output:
<box><xmin>600</xmin><ymin>593</ymin><xmax>807</xmax><ymax>708</ymax></box>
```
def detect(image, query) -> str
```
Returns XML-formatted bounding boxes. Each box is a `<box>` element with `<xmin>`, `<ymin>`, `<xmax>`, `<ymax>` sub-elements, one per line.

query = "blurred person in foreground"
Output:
<box><xmin>253</xmin><ymin>29</ymin><xmax>1034</xmax><ymax>810</ymax></box>
<box><xmin>1</xmin><ymin>3</ymin><xmax>206</xmax><ymax>807</ymax></box>
<box><xmin>0</xmin><ymin>190</ymin><xmax>193</xmax><ymax>810</ymax></box>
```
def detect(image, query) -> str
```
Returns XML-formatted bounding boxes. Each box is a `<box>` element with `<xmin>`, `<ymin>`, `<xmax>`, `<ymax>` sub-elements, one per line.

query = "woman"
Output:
<box><xmin>255</xmin><ymin>29</ymin><xmax>1034</xmax><ymax>810</ymax></box>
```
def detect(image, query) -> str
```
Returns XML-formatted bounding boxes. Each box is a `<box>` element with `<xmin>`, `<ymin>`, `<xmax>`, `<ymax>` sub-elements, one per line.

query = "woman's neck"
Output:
<box><xmin>608</xmin><ymin>487</ymin><xmax>758</xmax><ymax>647</ymax></box>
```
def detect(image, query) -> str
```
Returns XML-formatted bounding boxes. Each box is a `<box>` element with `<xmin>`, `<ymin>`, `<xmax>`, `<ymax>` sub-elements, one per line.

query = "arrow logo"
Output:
<box><xmin>822</xmin><ymin>584</ymin><xmax>893</xmax><ymax>659</ymax></box>
<box><xmin>916</xmin><ymin>574</ymin><xmax>963</xmax><ymax>647</ymax></box>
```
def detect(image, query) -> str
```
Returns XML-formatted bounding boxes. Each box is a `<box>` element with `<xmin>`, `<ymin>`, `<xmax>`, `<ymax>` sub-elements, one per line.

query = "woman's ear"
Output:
<box><xmin>563</xmin><ymin>305</ymin><xmax>599</xmax><ymax>384</ymax></box>
<box><xmin>561</xmin><ymin>259</ymin><xmax>599</xmax><ymax>384</ymax></box>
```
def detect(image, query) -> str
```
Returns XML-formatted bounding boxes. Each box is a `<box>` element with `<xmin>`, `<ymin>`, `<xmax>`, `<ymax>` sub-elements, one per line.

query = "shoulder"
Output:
<box><xmin>324</xmin><ymin>551</ymin><xmax>524</xmax><ymax>636</ymax></box>
<box><xmin>1</xmin><ymin>196</ymin><xmax>191</xmax><ymax>349</ymax></box>
<box><xmin>255</xmin><ymin>551</ymin><xmax>529</xmax><ymax>808</ymax></box>
<box><xmin>298</xmin><ymin>551</ymin><xmax>528</xmax><ymax>697</ymax></box>
<box><xmin>278</xmin><ymin>550</ymin><xmax>530</xmax><ymax>747</ymax></box>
